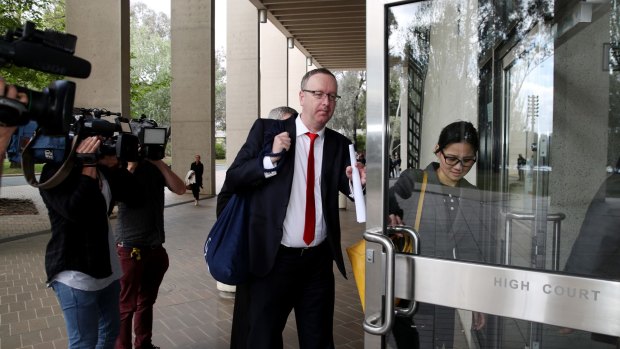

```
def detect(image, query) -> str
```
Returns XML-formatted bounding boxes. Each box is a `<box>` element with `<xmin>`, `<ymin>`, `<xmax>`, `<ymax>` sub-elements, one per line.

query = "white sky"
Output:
<box><xmin>132</xmin><ymin>0</ymin><xmax>227</xmax><ymax>51</ymax></box>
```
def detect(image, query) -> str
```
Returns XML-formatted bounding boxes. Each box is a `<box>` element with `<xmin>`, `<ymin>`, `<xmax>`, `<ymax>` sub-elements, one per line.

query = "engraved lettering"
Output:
<box><xmin>509</xmin><ymin>279</ymin><xmax>518</xmax><ymax>289</ymax></box>
<box><xmin>521</xmin><ymin>281</ymin><xmax>530</xmax><ymax>291</ymax></box>
<box><xmin>541</xmin><ymin>284</ymin><xmax>599</xmax><ymax>302</ymax></box>
<box><xmin>496</xmin><ymin>277</ymin><xmax>599</xmax><ymax>302</ymax></box>
<box><xmin>495</xmin><ymin>277</ymin><xmax>530</xmax><ymax>291</ymax></box>
<box><xmin>567</xmin><ymin>287</ymin><xmax>576</xmax><ymax>298</ymax></box>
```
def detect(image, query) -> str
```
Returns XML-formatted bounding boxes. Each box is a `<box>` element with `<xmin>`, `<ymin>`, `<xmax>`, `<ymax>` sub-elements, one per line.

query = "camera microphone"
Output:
<box><xmin>10</xmin><ymin>41</ymin><xmax>91</xmax><ymax>78</ymax></box>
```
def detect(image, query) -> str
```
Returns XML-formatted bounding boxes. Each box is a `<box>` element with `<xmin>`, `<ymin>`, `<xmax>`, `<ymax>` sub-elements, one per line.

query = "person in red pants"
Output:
<box><xmin>114</xmin><ymin>158</ymin><xmax>185</xmax><ymax>349</ymax></box>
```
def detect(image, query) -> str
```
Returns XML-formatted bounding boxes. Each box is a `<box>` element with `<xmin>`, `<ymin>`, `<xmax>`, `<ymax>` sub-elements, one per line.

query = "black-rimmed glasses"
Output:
<box><xmin>441</xmin><ymin>150</ymin><xmax>476</xmax><ymax>167</ymax></box>
<box><xmin>302</xmin><ymin>89</ymin><xmax>341</xmax><ymax>102</ymax></box>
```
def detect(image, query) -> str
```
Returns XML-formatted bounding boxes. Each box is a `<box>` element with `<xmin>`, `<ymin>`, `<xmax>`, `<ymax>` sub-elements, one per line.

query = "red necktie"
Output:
<box><xmin>304</xmin><ymin>133</ymin><xmax>319</xmax><ymax>245</ymax></box>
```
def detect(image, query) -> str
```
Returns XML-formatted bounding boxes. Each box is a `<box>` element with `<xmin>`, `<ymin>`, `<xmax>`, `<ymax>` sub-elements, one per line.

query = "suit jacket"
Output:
<box><xmin>225</xmin><ymin>116</ymin><xmax>353</xmax><ymax>278</ymax></box>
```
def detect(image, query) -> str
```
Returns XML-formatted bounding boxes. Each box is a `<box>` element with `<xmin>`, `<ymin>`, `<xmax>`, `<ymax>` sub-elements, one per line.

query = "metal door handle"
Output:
<box><xmin>387</xmin><ymin>225</ymin><xmax>419</xmax><ymax>317</ymax></box>
<box><xmin>363</xmin><ymin>228</ymin><xmax>395</xmax><ymax>335</ymax></box>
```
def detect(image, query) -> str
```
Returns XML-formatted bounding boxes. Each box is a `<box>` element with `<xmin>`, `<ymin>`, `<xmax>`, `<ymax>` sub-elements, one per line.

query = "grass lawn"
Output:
<box><xmin>2</xmin><ymin>159</ymin><xmax>43</xmax><ymax>176</ymax></box>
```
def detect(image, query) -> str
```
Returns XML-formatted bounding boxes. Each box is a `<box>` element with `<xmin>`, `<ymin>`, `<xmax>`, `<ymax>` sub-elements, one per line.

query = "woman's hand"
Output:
<box><xmin>388</xmin><ymin>214</ymin><xmax>403</xmax><ymax>226</ymax></box>
<box><xmin>472</xmin><ymin>312</ymin><xmax>486</xmax><ymax>331</ymax></box>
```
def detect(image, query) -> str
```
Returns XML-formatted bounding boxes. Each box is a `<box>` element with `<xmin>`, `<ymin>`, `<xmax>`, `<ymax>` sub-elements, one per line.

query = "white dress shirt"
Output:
<box><xmin>264</xmin><ymin>116</ymin><xmax>327</xmax><ymax>247</ymax></box>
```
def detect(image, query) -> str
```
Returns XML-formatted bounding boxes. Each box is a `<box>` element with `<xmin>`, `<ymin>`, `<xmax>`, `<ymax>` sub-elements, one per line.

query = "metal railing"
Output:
<box><xmin>504</xmin><ymin>212</ymin><xmax>566</xmax><ymax>270</ymax></box>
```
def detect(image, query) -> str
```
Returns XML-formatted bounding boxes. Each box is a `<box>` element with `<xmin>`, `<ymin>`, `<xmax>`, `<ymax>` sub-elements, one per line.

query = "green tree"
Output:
<box><xmin>331</xmin><ymin>70</ymin><xmax>366</xmax><ymax>152</ymax></box>
<box><xmin>129</xmin><ymin>2</ymin><xmax>171</xmax><ymax>126</ymax></box>
<box><xmin>214</xmin><ymin>48</ymin><xmax>226</xmax><ymax>131</ymax></box>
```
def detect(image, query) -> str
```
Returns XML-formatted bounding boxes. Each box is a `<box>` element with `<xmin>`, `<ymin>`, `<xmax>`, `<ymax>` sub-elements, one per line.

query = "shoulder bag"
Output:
<box><xmin>204</xmin><ymin>193</ymin><xmax>250</xmax><ymax>285</ymax></box>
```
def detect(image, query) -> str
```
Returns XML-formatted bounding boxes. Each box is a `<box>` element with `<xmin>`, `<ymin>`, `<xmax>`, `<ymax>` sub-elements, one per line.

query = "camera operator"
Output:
<box><xmin>0</xmin><ymin>77</ymin><xmax>28</xmax><ymax>169</ymax></box>
<box><xmin>114</xmin><ymin>155</ymin><xmax>185</xmax><ymax>349</ymax></box>
<box><xmin>39</xmin><ymin>135</ymin><xmax>146</xmax><ymax>349</ymax></box>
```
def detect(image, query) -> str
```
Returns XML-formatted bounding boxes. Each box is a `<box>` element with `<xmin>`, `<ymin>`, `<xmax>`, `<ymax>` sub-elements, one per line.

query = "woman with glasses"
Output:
<box><xmin>388</xmin><ymin>120</ymin><xmax>487</xmax><ymax>349</ymax></box>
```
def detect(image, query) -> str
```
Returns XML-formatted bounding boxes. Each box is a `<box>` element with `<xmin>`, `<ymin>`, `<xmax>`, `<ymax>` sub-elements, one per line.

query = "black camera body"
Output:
<box><xmin>0</xmin><ymin>21</ymin><xmax>91</xmax><ymax>132</ymax></box>
<box><xmin>72</xmin><ymin>108</ymin><xmax>140</xmax><ymax>163</ymax></box>
<box><xmin>130</xmin><ymin>116</ymin><xmax>168</xmax><ymax>161</ymax></box>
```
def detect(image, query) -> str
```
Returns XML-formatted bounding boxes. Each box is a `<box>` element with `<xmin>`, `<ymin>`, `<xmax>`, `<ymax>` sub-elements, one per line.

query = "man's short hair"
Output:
<box><xmin>268</xmin><ymin>106</ymin><xmax>297</xmax><ymax>120</ymax></box>
<box><xmin>300</xmin><ymin>68</ymin><xmax>336</xmax><ymax>90</ymax></box>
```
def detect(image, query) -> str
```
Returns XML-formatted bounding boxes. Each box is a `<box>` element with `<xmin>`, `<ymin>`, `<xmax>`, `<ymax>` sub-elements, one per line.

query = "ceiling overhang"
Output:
<box><xmin>250</xmin><ymin>0</ymin><xmax>366</xmax><ymax>71</ymax></box>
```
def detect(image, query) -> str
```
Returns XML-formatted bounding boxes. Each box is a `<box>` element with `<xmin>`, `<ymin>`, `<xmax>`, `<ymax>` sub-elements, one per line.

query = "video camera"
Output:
<box><xmin>72</xmin><ymin>108</ymin><xmax>140</xmax><ymax>163</ymax></box>
<box><xmin>24</xmin><ymin>107</ymin><xmax>168</xmax><ymax>172</ymax></box>
<box><xmin>70</xmin><ymin>110</ymin><xmax>169</xmax><ymax>163</ymax></box>
<box><xmin>130</xmin><ymin>115</ymin><xmax>169</xmax><ymax>161</ymax></box>
<box><xmin>0</xmin><ymin>21</ymin><xmax>91</xmax><ymax>134</ymax></box>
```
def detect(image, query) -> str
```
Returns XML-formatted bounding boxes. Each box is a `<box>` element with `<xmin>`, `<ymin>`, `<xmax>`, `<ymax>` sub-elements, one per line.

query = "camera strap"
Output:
<box><xmin>21</xmin><ymin>129</ymin><xmax>79</xmax><ymax>189</ymax></box>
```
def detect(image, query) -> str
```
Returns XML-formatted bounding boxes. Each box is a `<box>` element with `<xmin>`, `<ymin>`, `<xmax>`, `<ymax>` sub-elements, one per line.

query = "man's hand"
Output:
<box><xmin>345</xmin><ymin>162</ymin><xmax>366</xmax><ymax>186</ymax></box>
<box><xmin>270</xmin><ymin>131</ymin><xmax>291</xmax><ymax>164</ymax></box>
<box><xmin>76</xmin><ymin>136</ymin><xmax>102</xmax><ymax>179</ymax></box>
<box><xmin>127</xmin><ymin>161</ymin><xmax>139</xmax><ymax>173</ymax></box>
<box><xmin>0</xmin><ymin>78</ymin><xmax>29</xmax><ymax>162</ymax></box>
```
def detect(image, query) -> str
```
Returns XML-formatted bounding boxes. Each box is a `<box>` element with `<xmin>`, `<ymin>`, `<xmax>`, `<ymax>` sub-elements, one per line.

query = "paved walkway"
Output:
<box><xmin>0</xmin><ymin>171</ymin><xmax>366</xmax><ymax>349</ymax></box>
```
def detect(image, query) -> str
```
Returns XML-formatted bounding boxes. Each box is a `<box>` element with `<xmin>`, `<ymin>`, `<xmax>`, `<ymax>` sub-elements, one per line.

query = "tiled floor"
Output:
<box><xmin>0</xmin><ymin>182</ymin><xmax>366</xmax><ymax>349</ymax></box>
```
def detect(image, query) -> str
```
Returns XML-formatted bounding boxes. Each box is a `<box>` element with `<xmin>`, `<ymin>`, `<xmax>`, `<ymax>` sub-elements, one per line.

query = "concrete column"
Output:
<box><xmin>226</xmin><ymin>0</ymin><xmax>259</xmax><ymax>165</ymax></box>
<box><xmin>170</xmin><ymin>0</ymin><xmax>216</xmax><ymax>195</ymax></box>
<box><xmin>260</xmin><ymin>21</ymin><xmax>288</xmax><ymax>117</ymax></box>
<box><xmin>551</xmin><ymin>11</ymin><xmax>610</xmax><ymax>264</ymax></box>
<box><xmin>288</xmin><ymin>48</ymin><xmax>308</xmax><ymax>113</ymax></box>
<box><xmin>66</xmin><ymin>0</ymin><xmax>130</xmax><ymax>116</ymax></box>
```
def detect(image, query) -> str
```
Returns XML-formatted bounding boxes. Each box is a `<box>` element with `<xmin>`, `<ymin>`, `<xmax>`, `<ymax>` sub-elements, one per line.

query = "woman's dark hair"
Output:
<box><xmin>434</xmin><ymin>121</ymin><xmax>479</xmax><ymax>153</ymax></box>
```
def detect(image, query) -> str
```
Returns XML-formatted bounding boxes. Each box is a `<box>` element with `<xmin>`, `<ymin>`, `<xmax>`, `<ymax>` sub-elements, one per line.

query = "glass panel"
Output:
<box><xmin>385</xmin><ymin>0</ymin><xmax>618</xmax><ymax>348</ymax></box>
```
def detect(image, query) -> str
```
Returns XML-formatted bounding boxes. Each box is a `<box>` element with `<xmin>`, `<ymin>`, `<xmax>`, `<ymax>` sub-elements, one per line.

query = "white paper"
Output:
<box><xmin>348</xmin><ymin>144</ymin><xmax>366</xmax><ymax>223</ymax></box>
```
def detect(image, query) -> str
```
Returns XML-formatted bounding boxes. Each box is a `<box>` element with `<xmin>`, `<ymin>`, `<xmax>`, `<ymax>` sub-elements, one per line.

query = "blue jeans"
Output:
<box><xmin>51</xmin><ymin>280</ymin><xmax>120</xmax><ymax>349</ymax></box>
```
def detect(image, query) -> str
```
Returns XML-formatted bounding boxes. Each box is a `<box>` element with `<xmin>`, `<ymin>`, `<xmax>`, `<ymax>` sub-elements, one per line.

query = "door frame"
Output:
<box><xmin>364</xmin><ymin>0</ymin><xmax>620</xmax><ymax>347</ymax></box>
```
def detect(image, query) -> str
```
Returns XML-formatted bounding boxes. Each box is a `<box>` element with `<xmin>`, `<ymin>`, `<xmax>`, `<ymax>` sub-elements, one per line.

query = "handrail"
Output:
<box><xmin>363</xmin><ymin>228</ymin><xmax>395</xmax><ymax>335</ymax></box>
<box><xmin>386</xmin><ymin>225</ymin><xmax>419</xmax><ymax>317</ymax></box>
<box><xmin>504</xmin><ymin>212</ymin><xmax>566</xmax><ymax>270</ymax></box>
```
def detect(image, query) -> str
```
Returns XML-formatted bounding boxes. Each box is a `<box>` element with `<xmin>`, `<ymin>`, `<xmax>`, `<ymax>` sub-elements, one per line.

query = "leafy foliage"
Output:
<box><xmin>129</xmin><ymin>3</ymin><xmax>227</xmax><ymax>134</ymax></box>
<box><xmin>214</xmin><ymin>49</ymin><xmax>227</xmax><ymax>131</ymax></box>
<box><xmin>129</xmin><ymin>2</ymin><xmax>171</xmax><ymax>126</ymax></box>
<box><xmin>215</xmin><ymin>141</ymin><xmax>225</xmax><ymax>159</ymax></box>
<box><xmin>331</xmin><ymin>70</ymin><xmax>366</xmax><ymax>152</ymax></box>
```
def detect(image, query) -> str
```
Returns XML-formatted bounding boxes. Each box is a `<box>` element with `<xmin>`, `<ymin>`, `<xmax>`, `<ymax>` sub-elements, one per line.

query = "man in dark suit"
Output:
<box><xmin>223</xmin><ymin>68</ymin><xmax>365</xmax><ymax>349</ymax></box>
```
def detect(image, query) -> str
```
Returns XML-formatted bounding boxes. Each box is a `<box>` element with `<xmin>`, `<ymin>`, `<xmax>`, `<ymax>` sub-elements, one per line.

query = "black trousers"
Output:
<box><xmin>191</xmin><ymin>183</ymin><xmax>200</xmax><ymax>200</ymax></box>
<box><xmin>231</xmin><ymin>242</ymin><xmax>335</xmax><ymax>349</ymax></box>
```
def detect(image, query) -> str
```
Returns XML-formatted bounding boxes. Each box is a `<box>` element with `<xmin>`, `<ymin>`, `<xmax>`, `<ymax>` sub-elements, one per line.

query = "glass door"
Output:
<box><xmin>365</xmin><ymin>0</ymin><xmax>620</xmax><ymax>348</ymax></box>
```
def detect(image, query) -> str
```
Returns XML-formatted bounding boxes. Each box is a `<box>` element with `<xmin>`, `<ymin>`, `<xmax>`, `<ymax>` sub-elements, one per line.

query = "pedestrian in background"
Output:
<box><xmin>267</xmin><ymin>106</ymin><xmax>297</xmax><ymax>120</ymax></box>
<box><xmin>190</xmin><ymin>154</ymin><xmax>204</xmax><ymax>206</ymax></box>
